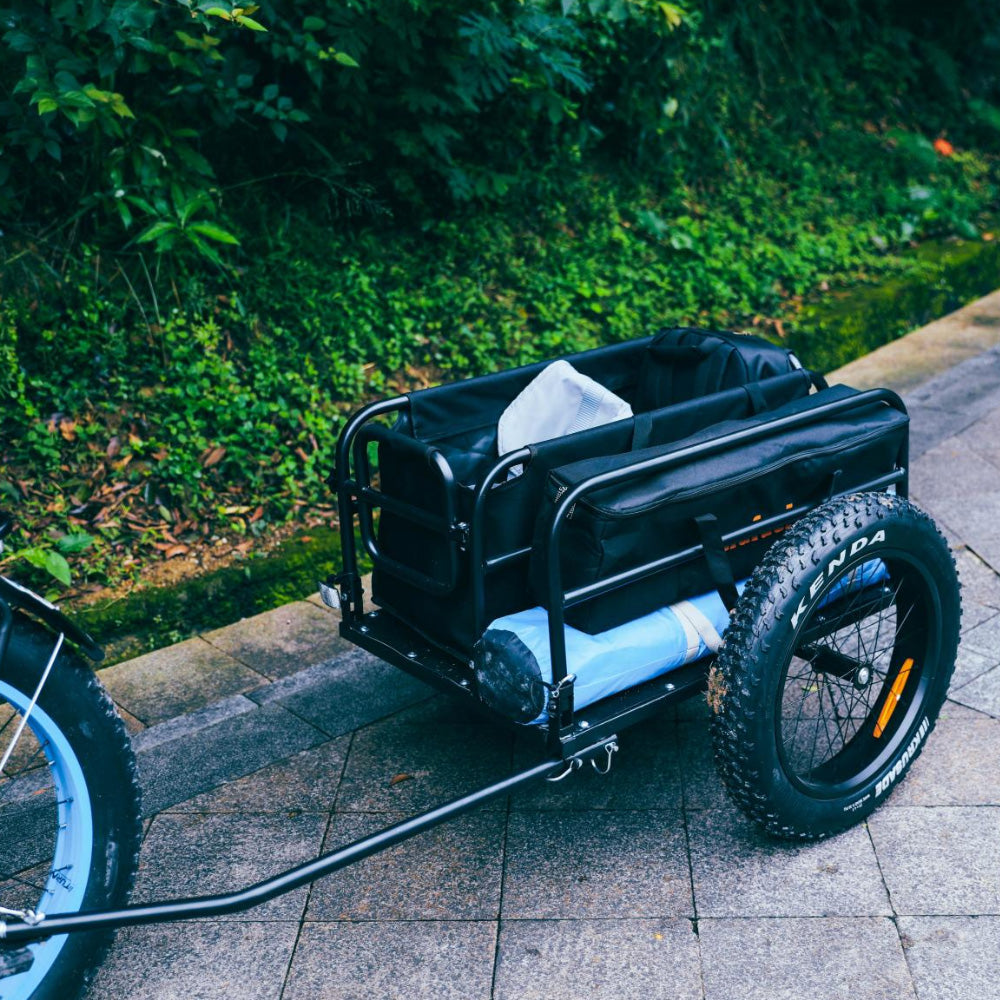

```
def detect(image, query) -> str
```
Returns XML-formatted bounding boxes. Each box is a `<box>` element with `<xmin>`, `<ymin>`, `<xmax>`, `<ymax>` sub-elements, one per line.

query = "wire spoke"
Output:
<box><xmin>0</xmin><ymin>690</ymin><xmax>60</xmax><ymax>916</ymax></box>
<box><xmin>780</xmin><ymin>563</ymin><xmax>925</xmax><ymax>779</ymax></box>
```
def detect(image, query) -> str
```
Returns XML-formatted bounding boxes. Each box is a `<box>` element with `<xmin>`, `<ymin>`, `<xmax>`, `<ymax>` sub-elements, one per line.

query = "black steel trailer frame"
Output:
<box><xmin>333</xmin><ymin>386</ymin><xmax>908</xmax><ymax>758</ymax></box>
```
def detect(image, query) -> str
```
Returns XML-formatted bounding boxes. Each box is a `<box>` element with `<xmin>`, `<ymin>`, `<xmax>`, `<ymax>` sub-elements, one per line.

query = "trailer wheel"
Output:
<box><xmin>710</xmin><ymin>492</ymin><xmax>960</xmax><ymax>839</ymax></box>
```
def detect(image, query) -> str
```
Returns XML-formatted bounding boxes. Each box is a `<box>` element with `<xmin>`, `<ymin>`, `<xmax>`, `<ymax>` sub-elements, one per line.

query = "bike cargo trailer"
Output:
<box><xmin>0</xmin><ymin>330</ymin><xmax>960</xmax><ymax>998</ymax></box>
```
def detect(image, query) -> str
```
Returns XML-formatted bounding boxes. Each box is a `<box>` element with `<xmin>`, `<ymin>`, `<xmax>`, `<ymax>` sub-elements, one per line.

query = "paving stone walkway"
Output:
<box><xmin>83</xmin><ymin>292</ymin><xmax>1000</xmax><ymax>1000</ymax></box>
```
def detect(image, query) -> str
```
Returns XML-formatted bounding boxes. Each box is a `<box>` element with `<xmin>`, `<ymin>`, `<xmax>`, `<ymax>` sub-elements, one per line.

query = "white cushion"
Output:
<box><xmin>497</xmin><ymin>360</ymin><xmax>632</xmax><ymax>462</ymax></box>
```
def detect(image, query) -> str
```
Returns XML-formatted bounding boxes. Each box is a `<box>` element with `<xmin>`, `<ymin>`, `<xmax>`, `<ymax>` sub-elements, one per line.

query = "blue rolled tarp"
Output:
<box><xmin>473</xmin><ymin>560</ymin><xmax>887</xmax><ymax>724</ymax></box>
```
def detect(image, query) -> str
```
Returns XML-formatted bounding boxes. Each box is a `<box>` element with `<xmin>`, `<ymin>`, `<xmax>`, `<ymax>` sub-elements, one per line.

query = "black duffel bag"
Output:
<box><xmin>634</xmin><ymin>326</ymin><xmax>806</xmax><ymax>409</ymax></box>
<box><xmin>530</xmin><ymin>385</ymin><xmax>909</xmax><ymax>634</ymax></box>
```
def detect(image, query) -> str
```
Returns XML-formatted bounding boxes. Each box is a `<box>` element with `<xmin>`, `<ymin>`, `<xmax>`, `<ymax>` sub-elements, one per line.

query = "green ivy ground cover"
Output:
<box><xmin>2</xmin><ymin>1</ymin><xmax>1000</xmax><ymax>606</ymax></box>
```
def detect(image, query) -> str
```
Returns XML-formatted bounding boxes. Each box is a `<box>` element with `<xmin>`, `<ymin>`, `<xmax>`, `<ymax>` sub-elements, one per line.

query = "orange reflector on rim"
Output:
<box><xmin>874</xmin><ymin>658</ymin><xmax>914</xmax><ymax>738</ymax></box>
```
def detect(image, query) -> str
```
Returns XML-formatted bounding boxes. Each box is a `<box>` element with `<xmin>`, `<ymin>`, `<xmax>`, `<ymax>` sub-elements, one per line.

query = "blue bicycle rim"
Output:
<box><xmin>0</xmin><ymin>680</ymin><xmax>94</xmax><ymax>1000</ymax></box>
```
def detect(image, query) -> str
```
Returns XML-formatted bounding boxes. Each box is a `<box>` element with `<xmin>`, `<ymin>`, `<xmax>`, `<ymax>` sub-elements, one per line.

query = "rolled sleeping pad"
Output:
<box><xmin>473</xmin><ymin>559</ymin><xmax>888</xmax><ymax>724</ymax></box>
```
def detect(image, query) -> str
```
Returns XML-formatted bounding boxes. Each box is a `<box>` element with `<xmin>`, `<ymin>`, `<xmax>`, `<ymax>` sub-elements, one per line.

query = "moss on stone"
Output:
<box><xmin>787</xmin><ymin>238</ymin><xmax>1000</xmax><ymax>372</ymax></box>
<box><xmin>75</xmin><ymin>528</ymin><xmax>343</xmax><ymax>664</ymax></box>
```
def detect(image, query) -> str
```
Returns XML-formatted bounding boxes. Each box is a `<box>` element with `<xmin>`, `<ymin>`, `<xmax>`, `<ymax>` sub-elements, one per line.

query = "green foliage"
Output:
<box><xmin>6</xmin><ymin>144</ymin><xmax>997</xmax><ymax>589</ymax></box>
<box><xmin>3</xmin><ymin>0</ymin><xmax>1000</xmax><ymax>591</ymax></box>
<box><xmin>0</xmin><ymin>0</ymin><xmax>291</xmax><ymax>256</ymax></box>
<box><xmin>1</xmin><ymin>531</ymin><xmax>94</xmax><ymax>590</ymax></box>
<box><xmin>3</xmin><ymin>0</ymin><xmax>999</xmax><ymax>246</ymax></box>
<box><xmin>0</xmin><ymin>317</ymin><xmax>26</xmax><ymax>409</ymax></box>
<box><xmin>133</xmin><ymin>189</ymin><xmax>240</xmax><ymax>269</ymax></box>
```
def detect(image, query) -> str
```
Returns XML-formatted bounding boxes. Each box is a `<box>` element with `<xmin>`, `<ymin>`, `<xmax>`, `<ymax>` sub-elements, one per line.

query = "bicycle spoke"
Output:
<box><xmin>780</xmin><ymin>567</ymin><xmax>917</xmax><ymax>778</ymax></box>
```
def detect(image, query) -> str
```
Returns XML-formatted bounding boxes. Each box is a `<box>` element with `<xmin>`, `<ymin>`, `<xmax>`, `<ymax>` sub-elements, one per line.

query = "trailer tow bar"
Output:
<box><xmin>0</xmin><ymin>737</ymin><xmax>619</xmax><ymax>945</ymax></box>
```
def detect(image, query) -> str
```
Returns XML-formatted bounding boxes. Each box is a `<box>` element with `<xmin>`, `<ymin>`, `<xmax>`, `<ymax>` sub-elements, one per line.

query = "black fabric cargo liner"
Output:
<box><xmin>530</xmin><ymin>384</ymin><xmax>908</xmax><ymax>633</ymax></box>
<box><xmin>370</xmin><ymin>329</ymin><xmax>809</xmax><ymax>653</ymax></box>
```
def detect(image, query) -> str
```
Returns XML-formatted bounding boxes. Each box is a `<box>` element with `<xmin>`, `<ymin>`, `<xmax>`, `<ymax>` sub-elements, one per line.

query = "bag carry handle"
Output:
<box><xmin>648</xmin><ymin>344</ymin><xmax>710</xmax><ymax>363</ymax></box>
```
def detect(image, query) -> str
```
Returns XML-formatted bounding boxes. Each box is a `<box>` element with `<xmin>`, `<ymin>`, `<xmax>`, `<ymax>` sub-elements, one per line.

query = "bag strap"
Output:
<box><xmin>631</xmin><ymin>411</ymin><xmax>654</xmax><ymax>450</ymax></box>
<box><xmin>638</xmin><ymin>354</ymin><xmax>675</xmax><ymax>408</ymax></box>
<box><xmin>694</xmin><ymin>514</ymin><xmax>739</xmax><ymax>611</ymax></box>
<box><xmin>743</xmin><ymin>382</ymin><xmax>768</xmax><ymax>415</ymax></box>
<box><xmin>688</xmin><ymin>354</ymin><xmax>716</xmax><ymax>400</ymax></box>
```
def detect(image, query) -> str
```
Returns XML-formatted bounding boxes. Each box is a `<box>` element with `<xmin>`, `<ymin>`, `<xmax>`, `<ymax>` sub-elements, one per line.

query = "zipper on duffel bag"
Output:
<box><xmin>548</xmin><ymin>425</ymin><xmax>896</xmax><ymax>521</ymax></box>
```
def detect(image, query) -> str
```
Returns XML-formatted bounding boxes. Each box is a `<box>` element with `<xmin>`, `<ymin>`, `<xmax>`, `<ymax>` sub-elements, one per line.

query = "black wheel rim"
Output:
<box><xmin>775</xmin><ymin>549</ymin><xmax>941</xmax><ymax>799</ymax></box>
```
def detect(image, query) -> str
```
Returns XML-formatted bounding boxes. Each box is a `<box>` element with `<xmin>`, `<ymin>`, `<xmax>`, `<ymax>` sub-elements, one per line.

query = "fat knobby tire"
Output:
<box><xmin>2</xmin><ymin>614</ymin><xmax>143</xmax><ymax>1000</ymax></box>
<box><xmin>710</xmin><ymin>492</ymin><xmax>960</xmax><ymax>839</ymax></box>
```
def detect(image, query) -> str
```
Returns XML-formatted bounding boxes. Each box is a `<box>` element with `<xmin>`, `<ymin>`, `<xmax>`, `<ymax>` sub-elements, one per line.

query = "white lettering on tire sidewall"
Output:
<box><xmin>790</xmin><ymin>528</ymin><xmax>887</xmax><ymax>631</ymax></box>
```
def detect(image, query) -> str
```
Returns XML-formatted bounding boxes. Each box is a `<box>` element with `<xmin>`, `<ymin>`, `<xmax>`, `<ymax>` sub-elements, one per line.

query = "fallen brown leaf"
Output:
<box><xmin>202</xmin><ymin>446</ymin><xmax>227</xmax><ymax>468</ymax></box>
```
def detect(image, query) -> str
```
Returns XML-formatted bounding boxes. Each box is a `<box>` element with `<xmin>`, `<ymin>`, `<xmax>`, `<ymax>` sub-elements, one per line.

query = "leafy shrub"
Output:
<box><xmin>5</xmin><ymin>0</ymin><xmax>997</xmax><ymax>244</ymax></box>
<box><xmin>2</xmin><ymin>0</ymin><xmax>1000</xmax><ymax>591</ymax></box>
